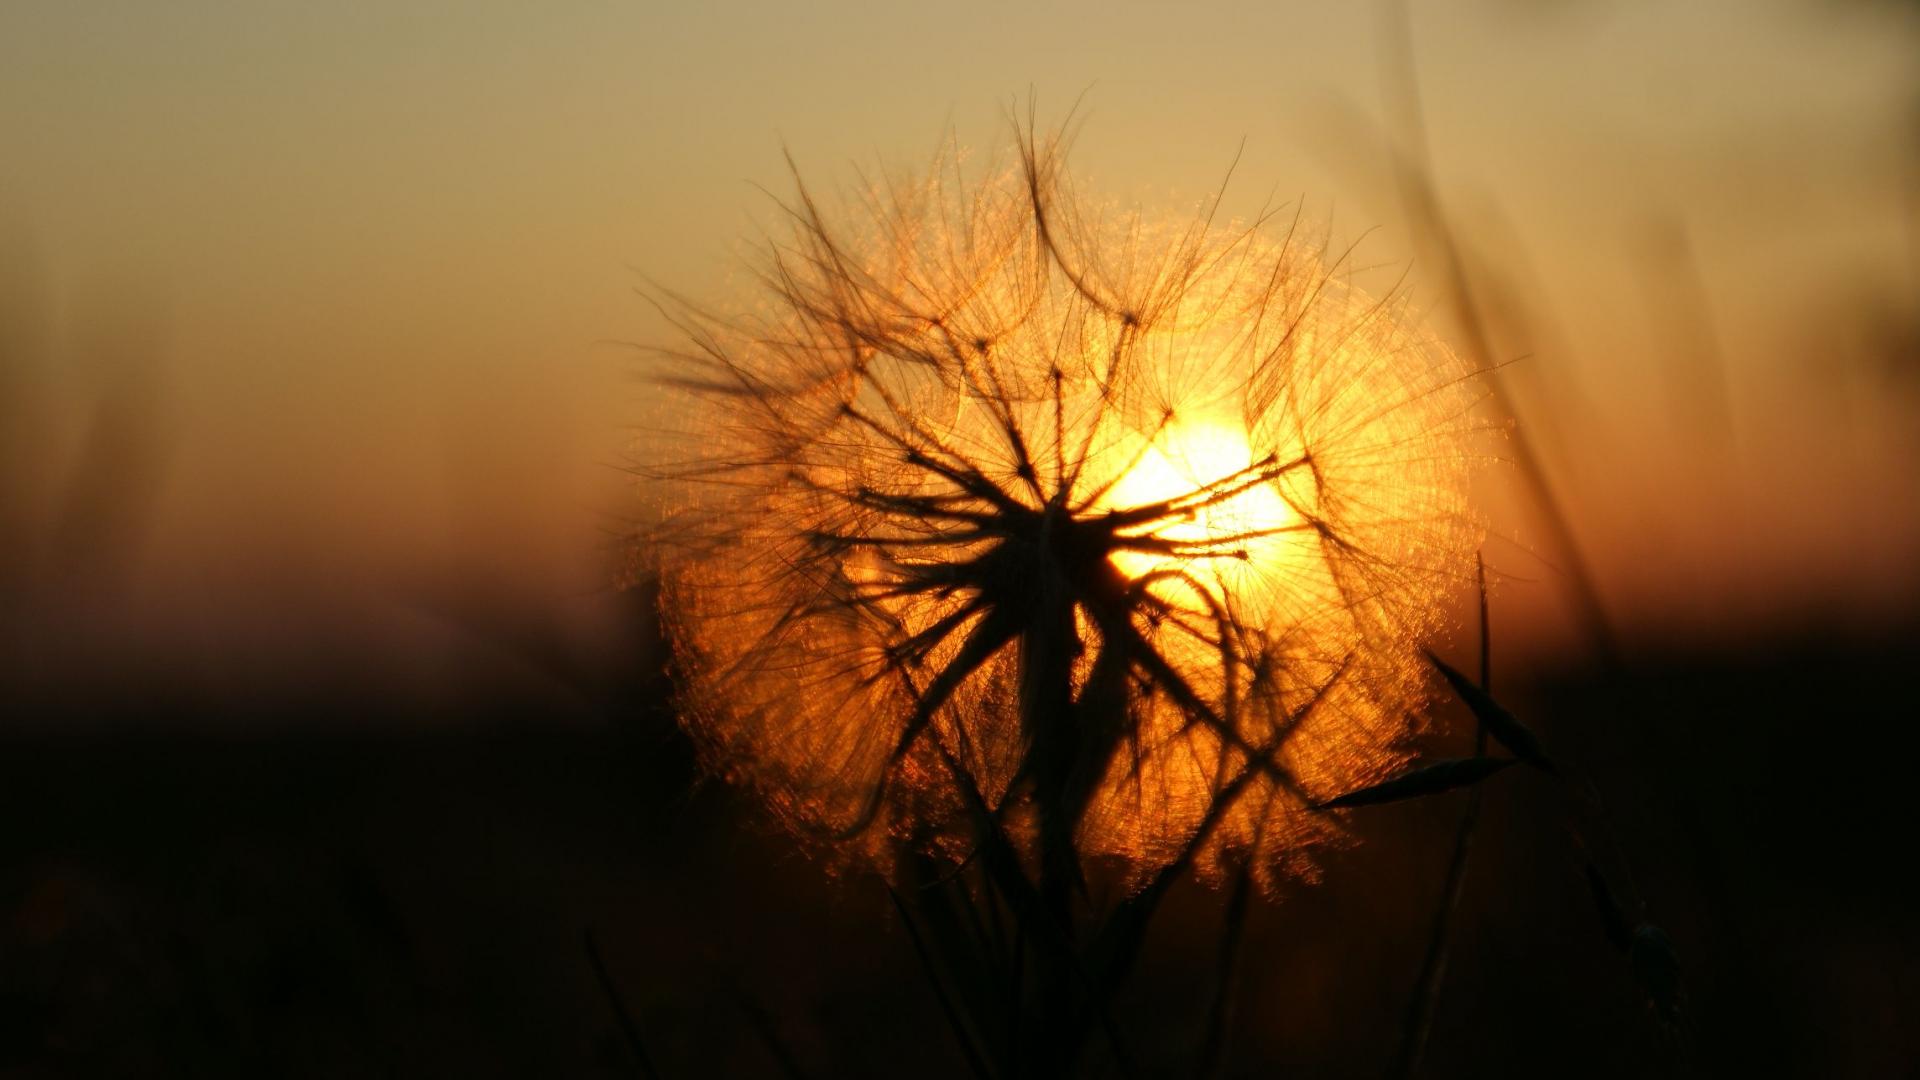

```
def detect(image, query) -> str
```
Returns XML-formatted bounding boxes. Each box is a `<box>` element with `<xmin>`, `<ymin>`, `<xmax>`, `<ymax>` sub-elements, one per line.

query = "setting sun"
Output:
<box><xmin>1099</xmin><ymin>415</ymin><xmax>1303</xmax><ymax>589</ymax></box>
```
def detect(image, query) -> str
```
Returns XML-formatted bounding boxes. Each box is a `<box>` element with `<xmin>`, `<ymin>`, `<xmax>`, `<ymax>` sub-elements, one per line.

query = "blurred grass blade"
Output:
<box><xmin>1585</xmin><ymin>863</ymin><xmax>1634</xmax><ymax>953</ymax></box>
<box><xmin>1196</xmin><ymin>867</ymin><xmax>1252</xmax><ymax>1079</ymax></box>
<box><xmin>1315</xmin><ymin>756</ymin><xmax>1515</xmax><ymax>810</ymax></box>
<box><xmin>1425</xmin><ymin>651</ymin><xmax>1556</xmax><ymax>774</ymax></box>
<box><xmin>732</xmin><ymin>990</ymin><xmax>811</xmax><ymax>1080</ymax></box>
<box><xmin>584</xmin><ymin>928</ymin><xmax>663</xmax><ymax>1080</ymax></box>
<box><xmin>888</xmin><ymin>887</ymin><xmax>997</xmax><ymax>1080</ymax></box>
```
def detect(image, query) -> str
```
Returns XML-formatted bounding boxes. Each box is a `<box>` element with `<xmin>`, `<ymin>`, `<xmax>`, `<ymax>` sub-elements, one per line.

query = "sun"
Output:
<box><xmin>1098</xmin><ymin>414</ymin><xmax>1305</xmax><ymax>594</ymax></box>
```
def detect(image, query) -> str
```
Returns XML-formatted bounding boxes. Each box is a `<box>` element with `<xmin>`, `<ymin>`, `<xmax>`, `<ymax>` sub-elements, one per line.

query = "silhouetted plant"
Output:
<box><xmin>636</xmin><ymin>112</ymin><xmax>1520</xmax><ymax>1074</ymax></box>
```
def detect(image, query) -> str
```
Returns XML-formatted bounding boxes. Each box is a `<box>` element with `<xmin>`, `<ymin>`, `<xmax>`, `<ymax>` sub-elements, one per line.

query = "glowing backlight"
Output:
<box><xmin>651</xmin><ymin>135</ymin><xmax>1482</xmax><ymax>893</ymax></box>
<box><xmin>1099</xmin><ymin>417</ymin><xmax>1299</xmax><ymax>590</ymax></box>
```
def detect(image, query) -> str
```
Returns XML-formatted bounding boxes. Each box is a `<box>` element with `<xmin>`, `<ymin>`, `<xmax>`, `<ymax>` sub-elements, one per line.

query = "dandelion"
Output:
<box><xmin>640</xmin><ymin>120</ymin><xmax>1483</xmax><ymax>904</ymax></box>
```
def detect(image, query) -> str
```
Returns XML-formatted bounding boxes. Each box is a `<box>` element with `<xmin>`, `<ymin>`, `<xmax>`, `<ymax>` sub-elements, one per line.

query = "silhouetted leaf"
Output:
<box><xmin>1314</xmin><ymin>756</ymin><xmax>1516</xmax><ymax>809</ymax></box>
<box><xmin>1425</xmin><ymin>651</ymin><xmax>1557</xmax><ymax>773</ymax></box>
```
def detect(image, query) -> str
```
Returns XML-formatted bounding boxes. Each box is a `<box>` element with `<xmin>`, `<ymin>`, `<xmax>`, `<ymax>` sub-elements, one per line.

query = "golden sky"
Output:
<box><xmin>3</xmin><ymin>0</ymin><xmax>1916</xmax><ymax>687</ymax></box>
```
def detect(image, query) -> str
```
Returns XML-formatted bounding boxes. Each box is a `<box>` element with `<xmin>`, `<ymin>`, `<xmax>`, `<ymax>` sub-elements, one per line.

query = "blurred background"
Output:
<box><xmin>2</xmin><ymin>1</ymin><xmax>1916</xmax><ymax>1075</ymax></box>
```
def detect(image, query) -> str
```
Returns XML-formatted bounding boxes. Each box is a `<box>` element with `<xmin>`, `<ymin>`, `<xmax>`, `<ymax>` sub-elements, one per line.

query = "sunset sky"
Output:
<box><xmin>4</xmin><ymin>0</ymin><xmax>1916</xmax><ymax>697</ymax></box>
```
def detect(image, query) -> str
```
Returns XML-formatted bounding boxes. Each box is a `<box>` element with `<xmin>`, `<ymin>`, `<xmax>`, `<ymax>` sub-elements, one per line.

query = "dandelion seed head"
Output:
<box><xmin>644</xmin><ymin>127</ymin><xmax>1485</xmax><ymax>894</ymax></box>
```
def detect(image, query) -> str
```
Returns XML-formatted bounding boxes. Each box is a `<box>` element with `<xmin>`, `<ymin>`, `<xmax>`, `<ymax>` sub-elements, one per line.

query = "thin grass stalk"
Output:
<box><xmin>584</xmin><ymin>928</ymin><xmax>663</xmax><ymax>1080</ymax></box>
<box><xmin>1371</xmin><ymin>17</ymin><xmax>1707</xmax><ymax>1058</ymax></box>
<box><xmin>1196</xmin><ymin>866</ymin><xmax>1254</xmax><ymax>1079</ymax></box>
<box><xmin>889</xmin><ymin>887</ymin><xmax>998</xmax><ymax>1080</ymax></box>
<box><xmin>732</xmin><ymin>991</ymin><xmax>812</xmax><ymax>1080</ymax></box>
<box><xmin>1375</xmin><ymin>0</ymin><xmax>1618</xmax><ymax>667</ymax></box>
<box><xmin>1388</xmin><ymin>552</ymin><xmax>1490</xmax><ymax>1078</ymax></box>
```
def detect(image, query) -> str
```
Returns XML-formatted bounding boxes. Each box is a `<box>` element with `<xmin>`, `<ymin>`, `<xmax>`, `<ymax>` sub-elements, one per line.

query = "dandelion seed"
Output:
<box><xmin>640</xmin><ymin>123</ymin><xmax>1484</xmax><ymax>895</ymax></box>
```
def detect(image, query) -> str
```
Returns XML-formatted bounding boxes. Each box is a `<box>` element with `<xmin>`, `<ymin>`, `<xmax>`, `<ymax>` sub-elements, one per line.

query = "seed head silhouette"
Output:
<box><xmin>643</xmin><ymin>123</ymin><xmax>1483</xmax><ymax>896</ymax></box>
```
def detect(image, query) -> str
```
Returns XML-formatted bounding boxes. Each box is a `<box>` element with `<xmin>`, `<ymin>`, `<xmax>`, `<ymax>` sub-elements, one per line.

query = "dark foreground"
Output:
<box><xmin>3</xmin><ymin>617</ymin><xmax>1916</xmax><ymax>1078</ymax></box>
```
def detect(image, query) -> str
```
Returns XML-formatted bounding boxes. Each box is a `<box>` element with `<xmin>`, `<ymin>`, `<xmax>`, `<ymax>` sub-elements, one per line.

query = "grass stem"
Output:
<box><xmin>584</xmin><ymin>927</ymin><xmax>663</xmax><ymax>1080</ymax></box>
